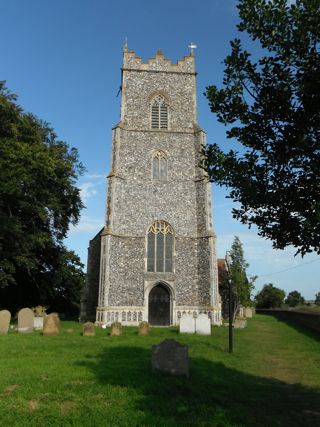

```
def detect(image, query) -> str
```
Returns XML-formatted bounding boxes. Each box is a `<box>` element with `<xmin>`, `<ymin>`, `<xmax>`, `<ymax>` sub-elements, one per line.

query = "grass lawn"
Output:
<box><xmin>0</xmin><ymin>315</ymin><xmax>319</xmax><ymax>427</ymax></box>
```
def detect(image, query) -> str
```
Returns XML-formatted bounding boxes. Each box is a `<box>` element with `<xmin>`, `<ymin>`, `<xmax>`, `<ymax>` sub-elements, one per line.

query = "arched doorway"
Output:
<box><xmin>148</xmin><ymin>284</ymin><xmax>170</xmax><ymax>326</ymax></box>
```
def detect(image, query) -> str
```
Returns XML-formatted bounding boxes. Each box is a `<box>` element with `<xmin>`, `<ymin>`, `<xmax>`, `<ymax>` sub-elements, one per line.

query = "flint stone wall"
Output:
<box><xmin>92</xmin><ymin>49</ymin><xmax>220</xmax><ymax>324</ymax></box>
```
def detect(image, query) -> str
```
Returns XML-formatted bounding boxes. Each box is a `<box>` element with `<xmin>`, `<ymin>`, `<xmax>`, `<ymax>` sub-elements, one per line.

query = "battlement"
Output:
<box><xmin>123</xmin><ymin>47</ymin><xmax>196</xmax><ymax>74</ymax></box>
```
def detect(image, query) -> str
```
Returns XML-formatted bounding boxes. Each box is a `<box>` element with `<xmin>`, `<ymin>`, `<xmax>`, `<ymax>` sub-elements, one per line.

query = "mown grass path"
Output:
<box><xmin>0</xmin><ymin>315</ymin><xmax>319</xmax><ymax>426</ymax></box>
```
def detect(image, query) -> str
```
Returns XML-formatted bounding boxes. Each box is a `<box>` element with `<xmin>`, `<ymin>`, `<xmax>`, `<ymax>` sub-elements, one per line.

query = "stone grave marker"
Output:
<box><xmin>110</xmin><ymin>321</ymin><xmax>122</xmax><ymax>336</ymax></box>
<box><xmin>83</xmin><ymin>321</ymin><xmax>95</xmax><ymax>336</ymax></box>
<box><xmin>43</xmin><ymin>314</ymin><xmax>60</xmax><ymax>336</ymax></box>
<box><xmin>245</xmin><ymin>307</ymin><xmax>253</xmax><ymax>318</ymax></box>
<box><xmin>195</xmin><ymin>313</ymin><xmax>211</xmax><ymax>335</ymax></box>
<box><xmin>234</xmin><ymin>318</ymin><xmax>247</xmax><ymax>329</ymax></box>
<box><xmin>138</xmin><ymin>321</ymin><xmax>150</xmax><ymax>336</ymax></box>
<box><xmin>17</xmin><ymin>308</ymin><xmax>34</xmax><ymax>333</ymax></box>
<box><xmin>152</xmin><ymin>339</ymin><xmax>189</xmax><ymax>377</ymax></box>
<box><xmin>0</xmin><ymin>310</ymin><xmax>11</xmax><ymax>334</ymax></box>
<box><xmin>179</xmin><ymin>313</ymin><xmax>195</xmax><ymax>334</ymax></box>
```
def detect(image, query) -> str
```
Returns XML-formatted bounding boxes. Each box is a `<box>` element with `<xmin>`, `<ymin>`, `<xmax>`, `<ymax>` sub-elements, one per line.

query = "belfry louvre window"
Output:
<box><xmin>147</xmin><ymin>221</ymin><xmax>173</xmax><ymax>272</ymax></box>
<box><xmin>152</xmin><ymin>151</ymin><xmax>167</xmax><ymax>180</ymax></box>
<box><xmin>151</xmin><ymin>95</ymin><xmax>168</xmax><ymax>129</ymax></box>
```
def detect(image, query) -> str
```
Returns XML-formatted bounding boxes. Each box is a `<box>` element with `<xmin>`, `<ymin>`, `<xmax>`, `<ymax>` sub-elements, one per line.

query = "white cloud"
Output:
<box><xmin>83</xmin><ymin>173</ymin><xmax>106</xmax><ymax>180</ymax></box>
<box><xmin>70</xmin><ymin>215</ymin><xmax>103</xmax><ymax>233</ymax></box>
<box><xmin>80</xmin><ymin>182</ymin><xmax>98</xmax><ymax>202</ymax></box>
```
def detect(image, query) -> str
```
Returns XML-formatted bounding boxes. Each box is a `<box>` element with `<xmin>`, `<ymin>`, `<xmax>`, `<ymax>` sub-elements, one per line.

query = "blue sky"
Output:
<box><xmin>1</xmin><ymin>0</ymin><xmax>319</xmax><ymax>300</ymax></box>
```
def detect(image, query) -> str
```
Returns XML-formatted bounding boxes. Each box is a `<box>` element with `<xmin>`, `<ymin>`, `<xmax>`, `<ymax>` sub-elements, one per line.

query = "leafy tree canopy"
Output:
<box><xmin>284</xmin><ymin>290</ymin><xmax>305</xmax><ymax>306</ymax></box>
<box><xmin>203</xmin><ymin>0</ymin><xmax>320</xmax><ymax>256</ymax></box>
<box><xmin>315</xmin><ymin>292</ymin><xmax>320</xmax><ymax>306</ymax></box>
<box><xmin>0</xmin><ymin>81</ymin><xmax>85</xmax><ymax>313</ymax></box>
<box><xmin>255</xmin><ymin>283</ymin><xmax>286</xmax><ymax>308</ymax></box>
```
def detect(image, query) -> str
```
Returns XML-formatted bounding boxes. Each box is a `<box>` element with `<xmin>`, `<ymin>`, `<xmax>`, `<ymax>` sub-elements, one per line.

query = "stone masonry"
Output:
<box><xmin>83</xmin><ymin>44</ymin><xmax>221</xmax><ymax>326</ymax></box>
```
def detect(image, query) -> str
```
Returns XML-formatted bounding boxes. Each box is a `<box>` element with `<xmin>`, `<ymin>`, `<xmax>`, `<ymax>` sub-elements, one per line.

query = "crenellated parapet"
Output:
<box><xmin>123</xmin><ymin>48</ymin><xmax>196</xmax><ymax>74</ymax></box>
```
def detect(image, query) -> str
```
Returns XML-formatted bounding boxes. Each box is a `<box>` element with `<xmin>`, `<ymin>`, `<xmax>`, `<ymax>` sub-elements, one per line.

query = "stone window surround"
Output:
<box><xmin>146</xmin><ymin>220</ymin><xmax>175</xmax><ymax>273</ymax></box>
<box><xmin>149</xmin><ymin>93</ymin><xmax>170</xmax><ymax>130</ymax></box>
<box><xmin>152</xmin><ymin>150</ymin><xmax>168</xmax><ymax>181</ymax></box>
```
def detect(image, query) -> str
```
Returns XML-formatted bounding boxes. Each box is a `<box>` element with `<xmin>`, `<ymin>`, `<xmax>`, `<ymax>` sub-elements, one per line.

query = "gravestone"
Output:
<box><xmin>234</xmin><ymin>318</ymin><xmax>247</xmax><ymax>329</ymax></box>
<box><xmin>179</xmin><ymin>313</ymin><xmax>195</xmax><ymax>334</ymax></box>
<box><xmin>110</xmin><ymin>321</ymin><xmax>122</xmax><ymax>336</ymax></box>
<box><xmin>245</xmin><ymin>307</ymin><xmax>253</xmax><ymax>318</ymax></box>
<box><xmin>17</xmin><ymin>308</ymin><xmax>34</xmax><ymax>333</ymax></box>
<box><xmin>195</xmin><ymin>313</ymin><xmax>211</xmax><ymax>335</ymax></box>
<box><xmin>43</xmin><ymin>314</ymin><xmax>60</xmax><ymax>336</ymax></box>
<box><xmin>34</xmin><ymin>317</ymin><xmax>44</xmax><ymax>330</ymax></box>
<box><xmin>0</xmin><ymin>310</ymin><xmax>11</xmax><ymax>334</ymax></box>
<box><xmin>138</xmin><ymin>321</ymin><xmax>150</xmax><ymax>336</ymax></box>
<box><xmin>83</xmin><ymin>321</ymin><xmax>95</xmax><ymax>336</ymax></box>
<box><xmin>152</xmin><ymin>339</ymin><xmax>189</xmax><ymax>377</ymax></box>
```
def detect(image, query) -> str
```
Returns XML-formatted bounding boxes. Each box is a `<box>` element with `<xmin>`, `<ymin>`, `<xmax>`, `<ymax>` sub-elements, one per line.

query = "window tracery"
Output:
<box><xmin>151</xmin><ymin>95</ymin><xmax>168</xmax><ymax>129</ymax></box>
<box><xmin>147</xmin><ymin>221</ymin><xmax>174</xmax><ymax>273</ymax></box>
<box><xmin>152</xmin><ymin>151</ymin><xmax>167</xmax><ymax>180</ymax></box>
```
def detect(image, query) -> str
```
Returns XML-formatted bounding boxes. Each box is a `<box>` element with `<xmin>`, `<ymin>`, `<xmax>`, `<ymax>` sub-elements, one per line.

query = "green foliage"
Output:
<box><xmin>203</xmin><ymin>0</ymin><xmax>320</xmax><ymax>256</ymax></box>
<box><xmin>255</xmin><ymin>283</ymin><xmax>286</xmax><ymax>308</ymax></box>
<box><xmin>0</xmin><ymin>81</ymin><xmax>85</xmax><ymax>313</ymax></box>
<box><xmin>315</xmin><ymin>292</ymin><xmax>320</xmax><ymax>306</ymax></box>
<box><xmin>285</xmin><ymin>290</ymin><xmax>305</xmax><ymax>307</ymax></box>
<box><xmin>223</xmin><ymin>236</ymin><xmax>255</xmax><ymax>319</ymax></box>
<box><xmin>0</xmin><ymin>317</ymin><xmax>319</xmax><ymax>426</ymax></box>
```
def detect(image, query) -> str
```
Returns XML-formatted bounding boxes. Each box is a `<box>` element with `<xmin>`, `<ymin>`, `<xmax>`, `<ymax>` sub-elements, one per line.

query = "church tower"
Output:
<box><xmin>87</xmin><ymin>45</ymin><xmax>221</xmax><ymax>326</ymax></box>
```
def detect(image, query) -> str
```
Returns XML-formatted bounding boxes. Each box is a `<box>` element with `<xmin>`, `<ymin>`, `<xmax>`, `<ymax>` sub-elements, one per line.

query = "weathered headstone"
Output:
<box><xmin>43</xmin><ymin>314</ymin><xmax>60</xmax><ymax>336</ymax></box>
<box><xmin>110</xmin><ymin>321</ymin><xmax>122</xmax><ymax>336</ymax></box>
<box><xmin>17</xmin><ymin>308</ymin><xmax>34</xmax><ymax>333</ymax></box>
<box><xmin>234</xmin><ymin>318</ymin><xmax>247</xmax><ymax>329</ymax></box>
<box><xmin>152</xmin><ymin>339</ymin><xmax>189</xmax><ymax>377</ymax></box>
<box><xmin>179</xmin><ymin>313</ymin><xmax>195</xmax><ymax>334</ymax></box>
<box><xmin>83</xmin><ymin>321</ymin><xmax>95</xmax><ymax>336</ymax></box>
<box><xmin>245</xmin><ymin>307</ymin><xmax>253</xmax><ymax>318</ymax></box>
<box><xmin>138</xmin><ymin>321</ymin><xmax>150</xmax><ymax>336</ymax></box>
<box><xmin>34</xmin><ymin>317</ymin><xmax>44</xmax><ymax>330</ymax></box>
<box><xmin>195</xmin><ymin>313</ymin><xmax>211</xmax><ymax>335</ymax></box>
<box><xmin>0</xmin><ymin>310</ymin><xmax>11</xmax><ymax>334</ymax></box>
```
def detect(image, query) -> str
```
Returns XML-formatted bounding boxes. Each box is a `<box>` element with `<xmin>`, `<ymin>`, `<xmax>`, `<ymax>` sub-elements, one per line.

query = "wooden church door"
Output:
<box><xmin>148</xmin><ymin>284</ymin><xmax>170</xmax><ymax>326</ymax></box>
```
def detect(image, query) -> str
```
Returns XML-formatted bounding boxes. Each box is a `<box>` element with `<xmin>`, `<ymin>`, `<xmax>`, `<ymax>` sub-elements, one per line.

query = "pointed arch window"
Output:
<box><xmin>152</xmin><ymin>151</ymin><xmax>167</xmax><ymax>180</ymax></box>
<box><xmin>151</xmin><ymin>95</ymin><xmax>168</xmax><ymax>129</ymax></box>
<box><xmin>147</xmin><ymin>221</ymin><xmax>174</xmax><ymax>273</ymax></box>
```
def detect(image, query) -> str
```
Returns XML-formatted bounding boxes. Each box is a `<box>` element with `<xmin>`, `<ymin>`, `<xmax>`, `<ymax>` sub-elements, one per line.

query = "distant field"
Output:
<box><xmin>0</xmin><ymin>315</ymin><xmax>319</xmax><ymax>427</ymax></box>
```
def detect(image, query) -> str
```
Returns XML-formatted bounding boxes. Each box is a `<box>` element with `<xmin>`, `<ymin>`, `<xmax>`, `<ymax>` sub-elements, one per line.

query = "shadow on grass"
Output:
<box><xmin>77</xmin><ymin>344</ymin><xmax>320</xmax><ymax>427</ymax></box>
<box><xmin>257</xmin><ymin>312</ymin><xmax>320</xmax><ymax>342</ymax></box>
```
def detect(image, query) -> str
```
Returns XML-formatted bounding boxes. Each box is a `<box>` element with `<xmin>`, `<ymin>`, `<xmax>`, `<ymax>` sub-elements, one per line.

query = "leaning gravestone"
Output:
<box><xmin>43</xmin><ymin>314</ymin><xmax>60</xmax><ymax>336</ymax></box>
<box><xmin>83</xmin><ymin>321</ymin><xmax>95</xmax><ymax>336</ymax></box>
<box><xmin>17</xmin><ymin>308</ymin><xmax>34</xmax><ymax>333</ymax></box>
<box><xmin>195</xmin><ymin>313</ymin><xmax>211</xmax><ymax>335</ymax></box>
<box><xmin>152</xmin><ymin>339</ymin><xmax>189</xmax><ymax>377</ymax></box>
<box><xmin>179</xmin><ymin>313</ymin><xmax>195</xmax><ymax>334</ymax></box>
<box><xmin>0</xmin><ymin>310</ymin><xmax>11</xmax><ymax>334</ymax></box>
<box><xmin>138</xmin><ymin>321</ymin><xmax>150</xmax><ymax>336</ymax></box>
<box><xmin>110</xmin><ymin>321</ymin><xmax>122</xmax><ymax>336</ymax></box>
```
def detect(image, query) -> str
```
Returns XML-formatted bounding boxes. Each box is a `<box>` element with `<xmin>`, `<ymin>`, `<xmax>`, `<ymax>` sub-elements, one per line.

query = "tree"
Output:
<box><xmin>203</xmin><ymin>0</ymin><xmax>320</xmax><ymax>256</ymax></box>
<box><xmin>315</xmin><ymin>292</ymin><xmax>320</xmax><ymax>306</ymax></box>
<box><xmin>255</xmin><ymin>283</ymin><xmax>286</xmax><ymax>308</ymax></box>
<box><xmin>0</xmin><ymin>81</ymin><xmax>85</xmax><ymax>313</ymax></box>
<box><xmin>223</xmin><ymin>236</ymin><xmax>255</xmax><ymax>320</ymax></box>
<box><xmin>285</xmin><ymin>290</ymin><xmax>305</xmax><ymax>307</ymax></box>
